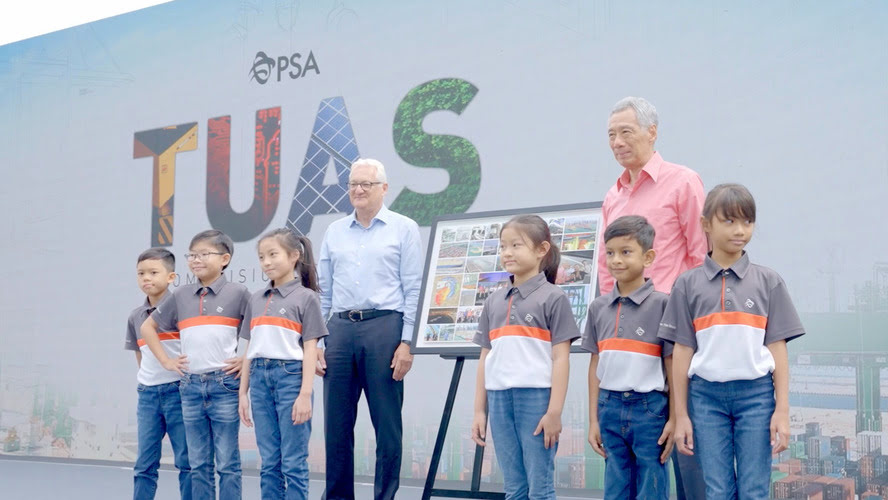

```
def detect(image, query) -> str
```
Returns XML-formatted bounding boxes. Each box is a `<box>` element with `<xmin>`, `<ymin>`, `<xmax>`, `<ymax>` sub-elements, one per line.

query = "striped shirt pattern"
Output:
<box><xmin>152</xmin><ymin>275</ymin><xmax>250</xmax><ymax>374</ymax></box>
<box><xmin>124</xmin><ymin>296</ymin><xmax>182</xmax><ymax>386</ymax></box>
<box><xmin>582</xmin><ymin>279</ymin><xmax>671</xmax><ymax>393</ymax></box>
<box><xmin>241</xmin><ymin>279</ymin><xmax>329</xmax><ymax>360</ymax></box>
<box><xmin>658</xmin><ymin>253</ymin><xmax>805</xmax><ymax>382</ymax></box>
<box><xmin>474</xmin><ymin>273</ymin><xmax>580</xmax><ymax>391</ymax></box>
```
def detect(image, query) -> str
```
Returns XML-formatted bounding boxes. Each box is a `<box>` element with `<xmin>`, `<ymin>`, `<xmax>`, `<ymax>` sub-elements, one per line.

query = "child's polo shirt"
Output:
<box><xmin>658</xmin><ymin>253</ymin><xmax>805</xmax><ymax>382</ymax></box>
<box><xmin>124</xmin><ymin>296</ymin><xmax>182</xmax><ymax>386</ymax></box>
<box><xmin>582</xmin><ymin>279</ymin><xmax>671</xmax><ymax>393</ymax></box>
<box><xmin>152</xmin><ymin>275</ymin><xmax>250</xmax><ymax>374</ymax></box>
<box><xmin>240</xmin><ymin>279</ymin><xmax>329</xmax><ymax>360</ymax></box>
<box><xmin>473</xmin><ymin>272</ymin><xmax>580</xmax><ymax>391</ymax></box>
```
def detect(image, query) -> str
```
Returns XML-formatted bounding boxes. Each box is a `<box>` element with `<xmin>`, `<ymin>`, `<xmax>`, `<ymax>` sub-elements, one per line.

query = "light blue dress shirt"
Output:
<box><xmin>318</xmin><ymin>205</ymin><xmax>423</xmax><ymax>341</ymax></box>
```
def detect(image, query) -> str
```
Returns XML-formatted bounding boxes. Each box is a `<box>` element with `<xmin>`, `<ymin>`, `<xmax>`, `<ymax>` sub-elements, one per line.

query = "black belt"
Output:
<box><xmin>336</xmin><ymin>309</ymin><xmax>395</xmax><ymax>322</ymax></box>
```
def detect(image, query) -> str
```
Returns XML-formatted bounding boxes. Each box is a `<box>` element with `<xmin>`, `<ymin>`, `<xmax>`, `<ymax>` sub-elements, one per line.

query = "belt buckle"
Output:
<box><xmin>348</xmin><ymin>309</ymin><xmax>363</xmax><ymax>322</ymax></box>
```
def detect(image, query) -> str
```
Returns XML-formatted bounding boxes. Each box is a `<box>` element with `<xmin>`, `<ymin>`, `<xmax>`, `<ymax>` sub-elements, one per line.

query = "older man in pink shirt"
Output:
<box><xmin>598</xmin><ymin>96</ymin><xmax>707</xmax><ymax>295</ymax></box>
<box><xmin>597</xmin><ymin>96</ymin><xmax>707</xmax><ymax>499</ymax></box>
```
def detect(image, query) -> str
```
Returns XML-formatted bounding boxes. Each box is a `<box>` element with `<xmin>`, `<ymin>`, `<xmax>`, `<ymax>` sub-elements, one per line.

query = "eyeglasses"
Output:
<box><xmin>184</xmin><ymin>251</ymin><xmax>225</xmax><ymax>261</ymax></box>
<box><xmin>347</xmin><ymin>181</ymin><xmax>383</xmax><ymax>191</ymax></box>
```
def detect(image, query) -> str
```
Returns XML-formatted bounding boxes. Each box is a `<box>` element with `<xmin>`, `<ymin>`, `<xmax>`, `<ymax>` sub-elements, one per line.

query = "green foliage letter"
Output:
<box><xmin>390</xmin><ymin>78</ymin><xmax>480</xmax><ymax>225</ymax></box>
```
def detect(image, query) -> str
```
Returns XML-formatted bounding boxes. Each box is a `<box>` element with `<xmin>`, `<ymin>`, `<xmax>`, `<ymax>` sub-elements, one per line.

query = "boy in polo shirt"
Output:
<box><xmin>125</xmin><ymin>248</ymin><xmax>191</xmax><ymax>500</ymax></box>
<box><xmin>583</xmin><ymin>216</ymin><xmax>674</xmax><ymax>500</ymax></box>
<box><xmin>141</xmin><ymin>230</ymin><xmax>250</xmax><ymax>500</ymax></box>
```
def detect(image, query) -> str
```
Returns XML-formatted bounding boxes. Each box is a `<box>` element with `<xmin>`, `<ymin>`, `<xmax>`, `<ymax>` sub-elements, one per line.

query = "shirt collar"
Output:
<box><xmin>263</xmin><ymin>278</ymin><xmax>303</xmax><ymax>298</ymax></box>
<box><xmin>141</xmin><ymin>297</ymin><xmax>155</xmax><ymax>312</ymax></box>
<box><xmin>617</xmin><ymin>151</ymin><xmax>663</xmax><ymax>191</ymax></box>
<box><xmin>606</xmin><ymin>278</ymin><xmax>656</xmax><ymax>305</ymax></box>
<box><xmin>703</xmin><ymin>252</ymin><xmax>751</xmax><ymax>280</ymax></box>
<box><xmin>349</xmin><ymin>205</ymin><xmax>391</xmax><ymax>228</ymax></box>
<box><xmin>506</xmin><ymin>272</ymin><xmax>547</xmax><ymax>299</ymax></box>
<box><xmin>194</xmin><ymin>274</ymin><xmax>227</xmax><ymax>295</ymax></box>
<box><xmin>142</xmin><ymin>291</ymin><xmax>170</xmax><ymax>312</ymax></box>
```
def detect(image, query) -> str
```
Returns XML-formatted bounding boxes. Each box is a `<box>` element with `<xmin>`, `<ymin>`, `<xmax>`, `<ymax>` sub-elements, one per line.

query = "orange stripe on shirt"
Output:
<box><xmin>178</xmin><ymin>315</ymin><xmax>241</xmax><ymax>330</ymax></box>
<box><xmin>693</xmin><ymin>311</ymin><xmax>767</xmax><ymax>332</ymax></box>
<box><xmin>598</xmin><ymin>338</ymin><xmax>662</xmax><ymax>357</ymax></box>
<box><xmin>489</xmin><ymin>325</ymin><xmax>551</xmax><ymax>342</ymax></box>
<box><xmin>251</xmin><ymin>316</ymin><xmax>302</xmax><ymax>333</ymax></box>
<box><xmin>137</xmin><ymin>331</ymin><xmax>180</xmax><ymax>347</ymax></box>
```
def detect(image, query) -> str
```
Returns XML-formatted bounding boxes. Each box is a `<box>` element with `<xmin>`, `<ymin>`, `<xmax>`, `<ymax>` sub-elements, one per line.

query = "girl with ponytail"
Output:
<box><xmin>470</xmin><ymin>214</ymin><xmax>580</xmax><ymax>499</ymax></box>
<box><xmin>238</xmin><ymin>228</ymin><xmax>328</xmax><ymax>499</ymax></box>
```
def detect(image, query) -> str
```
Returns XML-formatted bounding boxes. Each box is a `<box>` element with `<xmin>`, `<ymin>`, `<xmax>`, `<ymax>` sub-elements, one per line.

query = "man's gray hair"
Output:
<box><xmin>350</xmin><ymin>158</ymin><xmax>387</xmax><ymax>183</ymax></box>
<box><xmin>611</xmin><ymin>96</ymin><xmax>659</xmax><ymax>129</ymax></box>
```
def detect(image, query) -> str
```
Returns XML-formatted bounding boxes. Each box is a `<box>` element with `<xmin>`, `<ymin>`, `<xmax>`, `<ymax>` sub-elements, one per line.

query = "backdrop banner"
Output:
<box><xmin>0</xmin><ymin>1</ymin><xmax>886</xmax><ymax>497</ymax></box>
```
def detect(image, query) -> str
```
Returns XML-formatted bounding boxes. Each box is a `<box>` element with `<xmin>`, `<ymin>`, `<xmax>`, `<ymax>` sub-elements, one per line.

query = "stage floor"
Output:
<box><xmin>0</xmin><ymin>457</ymin><xmax>593</xmax><ymax>499</ymax></box>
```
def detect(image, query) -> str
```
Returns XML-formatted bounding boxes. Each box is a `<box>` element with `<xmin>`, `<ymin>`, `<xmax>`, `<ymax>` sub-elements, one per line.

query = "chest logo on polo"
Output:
<box><xmin>279</xmin><ymin>308</ymin><xmax>287</xmax><ymax>315</ymax></box>
<box><xmin>216</xmin><ymin>306</ymin><xmax>224</xmax><ymax>313</ymax></box>
<box><xmin>635</xmin><ymin>327</ymin><xmax>645</xmax><ymax>336</ymax></box>
<box><xmin>525</xmin><ymin>314</ymin><xmax>534</xmax><ymax>323</ymax></box>
<box><xmin>745</xmin><ymin>299</ymin><xmax>755</xmax><ymax>309</ymax></box>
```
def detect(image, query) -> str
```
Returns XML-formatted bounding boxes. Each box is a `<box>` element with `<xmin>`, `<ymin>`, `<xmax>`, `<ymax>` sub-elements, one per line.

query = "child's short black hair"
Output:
<box><xmin>603</xmin><ymin>215</ymin><xmax>656</xmax><ymax>252</ymax></box>
<box><xmin>137</xmin><ymin>248</ymin><xmax>175</xmax><ymax>272</ymax></box>
<box><xmin>190</xmin><ymin>230</ymin><xmax>234</xmax><ymax>270</ymax></box>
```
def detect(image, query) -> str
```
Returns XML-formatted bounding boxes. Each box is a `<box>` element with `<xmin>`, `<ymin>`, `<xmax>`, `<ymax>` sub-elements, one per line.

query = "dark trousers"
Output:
<box><xmin>672</xmin><ymin>446</ymin><xmax>706</xmax><ymax>499</ymax></box>
<box><xmin>323</xmin><ymin>312</ymin><xmax>404</xmax><ymax>500</ymax></box>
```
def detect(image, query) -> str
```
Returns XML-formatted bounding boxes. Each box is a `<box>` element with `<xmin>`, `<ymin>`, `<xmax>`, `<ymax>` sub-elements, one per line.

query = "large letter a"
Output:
<box><xmin>286</xmin><ymin>97</ymin><xmax>359</xmax><ymax>234</ymax></box>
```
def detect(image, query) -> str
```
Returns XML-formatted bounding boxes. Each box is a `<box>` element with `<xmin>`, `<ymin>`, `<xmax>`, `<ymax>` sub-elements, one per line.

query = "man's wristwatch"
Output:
<box><xmin>401</xmin><ymin>339</ymin><xmax>412</xmax><ymax>347</ymax></box>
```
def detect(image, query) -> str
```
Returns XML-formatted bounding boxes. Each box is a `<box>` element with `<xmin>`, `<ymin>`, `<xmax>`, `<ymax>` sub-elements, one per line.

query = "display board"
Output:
<box><xmin>412</xmin><ymin>202</ymin><xmax>602</xmax><ymax>355</ymax></box>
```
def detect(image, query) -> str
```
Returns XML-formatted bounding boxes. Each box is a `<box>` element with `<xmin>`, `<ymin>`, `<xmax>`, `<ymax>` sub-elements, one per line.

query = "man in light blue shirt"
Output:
<box><xmin>318</xmin><ymin>158</ymin><xmax>422</xmax><ymax>500</ymax></box>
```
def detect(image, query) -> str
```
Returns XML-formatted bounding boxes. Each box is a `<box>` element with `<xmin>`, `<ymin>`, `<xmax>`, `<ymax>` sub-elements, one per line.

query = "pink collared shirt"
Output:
<box><xmin>598</xmin><ymin>152</ymin><xmax>707</xmax><ymax>295</ymax></box>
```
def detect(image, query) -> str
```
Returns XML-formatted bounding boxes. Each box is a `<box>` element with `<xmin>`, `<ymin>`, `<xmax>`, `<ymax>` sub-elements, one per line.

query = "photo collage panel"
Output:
<box><xmin>418</xmin><ymin>207</ymin><xmax>601</xmax><ymax>351</ymax></box>
<box><xmin>425</xmin><ymin>221</ymin><xmax>505</xmax><ymax>345</ymax></box>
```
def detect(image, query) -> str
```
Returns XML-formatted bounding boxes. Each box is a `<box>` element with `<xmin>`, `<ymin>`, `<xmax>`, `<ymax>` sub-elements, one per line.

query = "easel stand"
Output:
<box><xmin>421</xmin><ymin>356</ymin><xmax>505</xmax><ymax>500</ymax></box>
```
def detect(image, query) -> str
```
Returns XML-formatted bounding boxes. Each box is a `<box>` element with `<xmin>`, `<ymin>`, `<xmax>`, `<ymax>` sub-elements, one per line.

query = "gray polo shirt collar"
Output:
<box><xmin>606</xmin><ymin>278</ymin><xmax>655</xmax><ymax>306</ymax></box>
<box><xmin>702</xmin><ymin>252</ymin><xmax>751</xmax><ymax>280</ymax></box>
<box><xmin>263</xmin><ymin>278</ymin><xmax>303</xmax><ymax>298</ymax></box>
<box><xmin>506</xmin><ymin>272</ymin><xmax>547</xmax><ymax>299</ymax></box>
<box><xmin>194</xmin><ymin>274</ymin><xmax>228</xmax><ymax>295</ymax></box>
<box><xmin>141</xmin><ymin>297</ymin><xmax>156</xmax><ymax>312</ymax></box>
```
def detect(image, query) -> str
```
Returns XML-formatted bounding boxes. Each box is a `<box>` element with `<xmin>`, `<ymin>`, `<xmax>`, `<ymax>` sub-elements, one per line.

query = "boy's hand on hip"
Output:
<box><xmin>658</xmin><ymin>418</ymin><xmax>676</xmax><ymax>463</ymax></box>
<box><xmin>533</xmin><ymin>411</ymin><xmax>562</xmax><ymax>449</ymax></box>
<box><xmin>162</xmin><ymin>355</ymin><xmax>188</xmax><ymax>376</ymax></box>
<box><xmin>223</xmin><ymin>356</ymin><xmax>243</xmax><ymax>377</ymax></box>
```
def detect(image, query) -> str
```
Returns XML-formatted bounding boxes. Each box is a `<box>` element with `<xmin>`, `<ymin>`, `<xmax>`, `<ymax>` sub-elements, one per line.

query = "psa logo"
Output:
<box><xmin>250</xmin><ymin>50</ymin><xmax>320</xmax><ymax>84</ymax></box>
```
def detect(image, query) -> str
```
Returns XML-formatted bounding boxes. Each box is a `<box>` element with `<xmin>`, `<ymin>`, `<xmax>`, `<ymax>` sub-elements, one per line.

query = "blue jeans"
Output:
<box><xmin>487</xmin><ymin>388</ymin><xmax>556</xmax><ymax>500</ymax></box>
<box><xmin>134</xmin><ymin>381</ymin><xmax>191</xmax><ymax>500</ymax></box>
<box><xmin>597</xmin><ymin>389</ymin><xmax>669</xmax><ymax>500</ymax></box>
<box><xmin>180</xmin><ymin>371</ymin><xmax>242</xmax><ymax>500</ymax></box>
<box><xmin>250</xmin><ymin>358</ymin><xmax>312</xmax><ymax>500</ymax></box>
<box><xmin>690</xmin><ymin>374</ymin><xmax>775</xmax><ymax>500</ymax></box>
